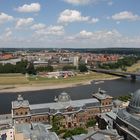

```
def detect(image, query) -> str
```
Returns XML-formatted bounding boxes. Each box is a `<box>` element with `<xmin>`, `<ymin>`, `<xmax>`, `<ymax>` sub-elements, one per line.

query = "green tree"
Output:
<box><xmin>36</xmin><ymin>65</ymin><xmax>53</xmax><ymax>72</ymax></box>
<box><xmin>63</xmin><ymin>127</ymin><xmax>87</xmax><ymax>139</ymax></box>
<box><xmin>62</xmin><ymin>65</ymin><xmax>76</xmax><ymax>71</ymax></box>
<box><xmin>78</xmin><ymin>64</ymin><xmax>88</xmax><ymax>72</ymax></box>
<box><xmin>86</xmin><ymin>118</ymin><xmax>96</xmax><ymax>128</ymax></box>
<box><xmin>26</xmin><ymin>62</ymin><xmax>36</xmax><ymax>75</ymax></box>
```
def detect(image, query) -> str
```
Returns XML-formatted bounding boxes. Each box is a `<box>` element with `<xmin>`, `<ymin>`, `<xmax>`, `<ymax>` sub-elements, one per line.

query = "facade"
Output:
<box><xmin>0</xmin><ymin>128</ymin><xmax>14</xmax><ymax>140</ymax></box>
<box><xmin>92</xmin><ymin>88</ymin><xmax>113</xmax><ymax>113</ymax></box>
<box><xmin>115</xmin><ymin>89</ymin><xmax>140</xmax><ymax>140</ymax></box>
<box><xmin>11</xmin><ymin>90</ymin><xmax>113</xmax><ymax>129</ymax></box>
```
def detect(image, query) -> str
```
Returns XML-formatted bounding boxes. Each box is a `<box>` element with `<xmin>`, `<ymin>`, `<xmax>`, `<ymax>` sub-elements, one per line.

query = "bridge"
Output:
<box><xmin>89</xmin><ymin>68</ymin><xmax>140</xmax><ymax>80</ymax></box>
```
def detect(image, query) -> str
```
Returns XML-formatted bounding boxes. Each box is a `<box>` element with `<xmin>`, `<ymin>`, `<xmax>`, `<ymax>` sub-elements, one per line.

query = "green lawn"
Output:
<box><xmin>0</xmin><ymin>74</ymin><xmax>29</xmax><ymax>85</ymax></box>
<box><xmin>28</xmin><ymin>72</ymin><xmax>114</xmax><ymax>84</ymax></box>
<box><xmin>0</xmin><ymin>72</ymin><xmax>114</xmax><ymax>85</ymax></box>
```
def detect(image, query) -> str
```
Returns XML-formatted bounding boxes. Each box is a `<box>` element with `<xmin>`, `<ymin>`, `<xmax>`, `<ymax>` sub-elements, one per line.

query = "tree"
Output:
<box><xmin>78</xmin><ymin>64</ymin><xmax>88</xmax><ymax>72</ymax></box>
<box><xmin>62</xmin><ymin>65</ymin><xmax>76</xmax><ymax>71</ymax></box>
<box><xmin>36</xmin><ymin>65</ymin><xmax>53</xmax><ymax>72</ymax></box>
<box><xmin>26</xmin><ymin>62</ymin><xmax>36</xmax><ymax>75</ymax></box>
<box><xmin>63</xmin><ymin>127</ymin><xmax>87</xmax><ymax>139</ymax></box>
<box><xmin>86</xmin><ymin>118</ymin><xmax>96</xmax><ymax>128</ymax></box>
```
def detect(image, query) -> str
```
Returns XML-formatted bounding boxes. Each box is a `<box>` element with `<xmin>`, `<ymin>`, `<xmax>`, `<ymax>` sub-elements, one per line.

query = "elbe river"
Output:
<box><xmin>0</xmin><ymin>77</ymin><xmax>140</xmax><ymax>114</ymax></box>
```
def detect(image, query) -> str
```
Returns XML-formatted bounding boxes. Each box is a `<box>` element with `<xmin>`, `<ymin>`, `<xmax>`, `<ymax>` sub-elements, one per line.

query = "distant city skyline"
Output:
<box><xmin>0</xmin><ymin>0</ymin><xmax>140</xmax><ymax>48</ymax></box>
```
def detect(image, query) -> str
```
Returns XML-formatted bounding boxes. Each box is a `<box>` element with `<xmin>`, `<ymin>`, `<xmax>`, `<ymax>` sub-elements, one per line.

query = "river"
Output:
<box><xmin>0</xmin><ymin>77</ymin><xmax>140</xmax><ymax>114</ymax></box>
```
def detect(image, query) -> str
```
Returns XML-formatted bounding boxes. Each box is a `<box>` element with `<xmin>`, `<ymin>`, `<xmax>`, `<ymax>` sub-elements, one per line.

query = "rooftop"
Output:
<box><xmin>12</xmin><ymin>95</ymin><xmax>29</xmax><ymax>109</ymax></box>
<box><xmin>15</xmin><ymin>123</ymin><xmax>59</xmax><ymax>140</ymax></box>
<box><xmin>30</xmin><ymin>98</ymin><xmax>100</xmax><ymax>113</ymax></box>
<box><xmin>128</xmin><ymin>89</ymin><xmax>140</xmax><ymax>114</ymax></box>
<box><xmin>92</xmin><ymin>88</ymin><xmax>112</xmax><ymax>100</ymax></box>
<box><xmin>117</xmin><ymin>108</ymin><xmax>140</xmax><ymax>130</ymax></box>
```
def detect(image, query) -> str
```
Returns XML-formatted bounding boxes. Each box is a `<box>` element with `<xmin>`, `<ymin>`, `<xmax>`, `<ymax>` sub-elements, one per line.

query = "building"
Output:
<box><xmin>11</xmin><ymin>90</ymin><xmax>113</xmax><ymax>129</ymax></box>
<box><xmin>14</xmin><ymin>123</ymin><xmax>59</xmax><ymax>140</ymax></box>
<box><xmin>115</xmin><ymin>89</ymin><xmax>140</xmax><ymax>140</ymax></box>
<box><xmin>92</xmin><ymin>88</ymin><xmax>113</xmax><ymax>113</ymax></box>
<box><xmin>0</xmin><ymin>127</ymin><xmax>14</xmax><ymax>140</ymax></box>
<box><xmin>66</xmin><ymin>129</ymin><xmax>123</xmax><ymax>140</ymax></box>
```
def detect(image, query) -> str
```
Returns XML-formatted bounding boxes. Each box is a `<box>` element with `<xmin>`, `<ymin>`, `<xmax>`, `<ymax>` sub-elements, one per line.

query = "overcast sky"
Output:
<box><xmin>0</xmin><ymin>0</ymin><xmax>140</xmax><ymax>48</ymax></box>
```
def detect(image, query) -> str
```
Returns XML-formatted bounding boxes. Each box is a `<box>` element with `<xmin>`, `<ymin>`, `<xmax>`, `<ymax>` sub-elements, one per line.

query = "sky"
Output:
<box><xmin>0</xmin><ymin>0</ymin><xmax>140</xmax><ymax>48</ymax></box>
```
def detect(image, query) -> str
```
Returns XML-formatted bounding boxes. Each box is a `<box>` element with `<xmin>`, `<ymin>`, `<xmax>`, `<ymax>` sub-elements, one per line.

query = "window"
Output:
<box><xmin>20</xmin><ymin>112</ymin><xmax>23</xmax><ymax>115</ymax></box>
<box><xmin>16</xmin><ymin>112</ymin><xmax>18</xmax><ymax>115</ymax></box>
<box><xmin>25</xmin><ymin>112</ymin><xmax>28</xmax><ymax>115</ymax></box>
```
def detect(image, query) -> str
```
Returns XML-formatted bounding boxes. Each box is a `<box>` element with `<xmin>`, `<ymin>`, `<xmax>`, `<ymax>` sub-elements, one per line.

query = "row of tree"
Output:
<box><xmin>0</xmin><ymin>60</ymin><xmax>88</xmax><ymax>74</ymax></box>
<box><xmin>98</xmin><ymin>56</ymin><xmax>140</xmax><ymax>70</ymax></box>
<box><xmin>0</xmin><ymin>60</ymin><xmax>28</xmax><ymax>74</ymax></box>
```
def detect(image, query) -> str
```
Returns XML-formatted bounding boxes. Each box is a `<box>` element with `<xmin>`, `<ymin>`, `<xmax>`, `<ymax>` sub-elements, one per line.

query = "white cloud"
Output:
<box><xmin>5</xmin><ymin>28</ymin><xmax>12</xmax><ymax>37</ymax></box>
<box><xmin>70</xmin><ymin>29</ymin><xmax>122</xmax><ymax>42</ymax></box>
<box><xmin>16</xmin><ymin>3</ymin><xmax>40</xmax><ymax>13</ymax></box>
<box><xmin>0</xmin><ymin>28</ymin><xmax>13</xmax><ymax>41</ymax></box>
<box><xmin>16</xmin><ymin>18</ymin><xmax>34</xmax><ymax>28</ymax></box>
<box><xmin>35</xmin><ymin>25</ymin><xmax>64</xmax><ymax>36</ymax></box>
<box><xmin>31</xmin><ymin>23</ymin><xmax>46</xmax><ymax>30</ymax></box>
<box><xmin>63</xmin><ymin>0</ymin><xmax>91</xmax><ymax>5</ymax></box>
<box><xmin>0</xmin><ymin>12</ymin><xmax>13</xmax><ymax>24</ymax></box>
<box><xmin>90</xmin><ymin>18</ymin><xmax>99</xmax><ymax>23</ymax></box>
<box><xmin>63</xmin><ymin>0</ymin><xmax>113</xmax><ymax>5</ymax></box>
<box><xmin>108</xmin><ymin>1</ymin><xmax>113</xmax><ymax>6</ymax></box>
<box><xmin>112</xmin><ymin>11</ymin><xmax>140</xmax><ymax>21</ymax></box>
<box><xmin>58</xmin><ymin>9</ymin><xmax>89</xmax><ymax>24</ymax></box>
<box><xmin>47</xmin><ymin>26</ymin><xmax>64</xmax><ymax>35</ymax></box>
<box><xmin>78</xmin><ymin>30</ymin><xmax>93</xmax><ymax>38</ymax></box>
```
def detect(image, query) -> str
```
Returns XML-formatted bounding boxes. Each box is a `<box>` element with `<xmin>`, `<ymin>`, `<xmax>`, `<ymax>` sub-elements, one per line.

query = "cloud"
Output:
<box><xmin>15</xmin><ymin>3</ymin><xmax>40</xmax><ymax>13</ymax></box>
<box><xmin>112</xmin><ymin>11</ymin><xmax>140</xmax><ymax>21</ymax></box>
<box><xmin>47</xmin><ymin>26</ymin><xmax>64</xmax><ymax>35</ymax></box>
<box><xmin>31</xmin><ymin>23</ymin><xmax>46</xmax><ymax>30</ymax></box>
<box><xmin>5</xmin><ymin>28</ymin><xmax>12</xmax><ymax>37</ymax></box>
<box><xmin>16</xmin><ymin>18</ymin><xmax>34</xmax><ymax>28</ymax></box>
<box><xmin>90</xmin><ymin>18</ymin><xmax>99</xmax><ymax>23</ymax></box>
<box><xmin>0</xmin><ymin>28</ymin><xmax>13</xmax><ymax>41</ymax></box>
<box><xmin>78</xmin><ymin>30</ymin><xmax>93</xmax><ymax>38</ymax></box>
<box><xmin>35</xmin><ymin>25</ymin><xmax>64</xmax><ymax>36</ymax></box>
<box><xmin>108</xmin><ymin>1</ymin><xmax>113</xmax><ymax>6</ymax></box>
<box><xmin>69</xmin><ymin>29</ymin><xmax>122</xmax><ymax>42</ymax></box>
<box><xmin>0</xmin><ymin>12</ymin><xmax>13</xmax><ymax>24</ymax></box>
<box><xmin>63</xmin><ymin>0</ymin><xmax>91</xmax><ymax>5</ymax></box>
<box><xmin>58</xmin><ymin>9</ymin><xmax>89</xmax><ymax>24</ymax></box>
<box><xmin>65</xmin><ymin>29</ymin><xmax>140</xmax><ymax>48</ymax></box>
<box><xmin>63</xmin><ymin>0</ymin><xmax>113</xmax><ymax>5</ymax></box>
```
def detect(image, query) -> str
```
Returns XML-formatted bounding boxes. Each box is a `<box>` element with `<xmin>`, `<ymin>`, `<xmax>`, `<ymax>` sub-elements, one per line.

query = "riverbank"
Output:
<box><xmin>0</xmin><ymin>76</ymin><xmax>119</xmax><ymax>93</ymax></box>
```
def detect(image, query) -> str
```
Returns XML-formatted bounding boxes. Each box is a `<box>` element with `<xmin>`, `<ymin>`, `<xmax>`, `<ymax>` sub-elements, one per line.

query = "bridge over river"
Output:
<box><xmin>89</xmin><ymin>68</ymin><xmax>140</xmax><ymax>80</ymax></box>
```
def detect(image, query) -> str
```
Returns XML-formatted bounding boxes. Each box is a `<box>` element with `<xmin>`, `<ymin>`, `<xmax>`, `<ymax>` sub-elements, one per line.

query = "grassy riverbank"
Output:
<box><xmin>0</xmin><ymin>61</ymin><xmax>139</xmax><ymax>92</ymax></box>
<box><xmin>0</xmin><ymin>72</ymin><xmax>114</xmax><ymax>85</ymax></box>
<box><xmin>0</xmin><ymin>72</ymin><xmax>116</xmax><ymax>92</ymax></box>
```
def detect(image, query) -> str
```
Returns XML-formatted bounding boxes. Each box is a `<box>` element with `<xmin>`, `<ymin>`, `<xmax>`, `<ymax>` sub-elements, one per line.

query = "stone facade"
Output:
<box><xmin>12</xmin><ymin>90</ymin><xmax>113</xmax><ymax>129</ymax></box>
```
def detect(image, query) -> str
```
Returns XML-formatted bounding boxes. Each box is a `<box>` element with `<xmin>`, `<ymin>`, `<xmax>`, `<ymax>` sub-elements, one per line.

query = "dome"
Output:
<box><xmin>58</xmin><ymin>92</ymin><xmax>71</xmax><ymax>102</ymax></box>
<box><xmin>128</xmin><ymin>89</ymin><xmax>140</xmax><ymax>114</ymax></box>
